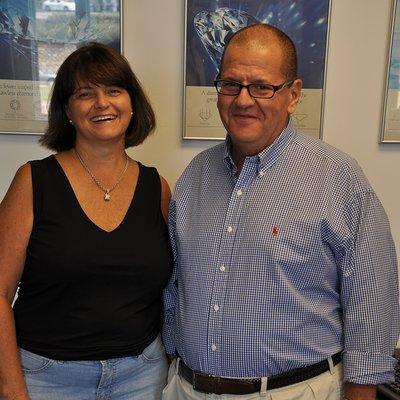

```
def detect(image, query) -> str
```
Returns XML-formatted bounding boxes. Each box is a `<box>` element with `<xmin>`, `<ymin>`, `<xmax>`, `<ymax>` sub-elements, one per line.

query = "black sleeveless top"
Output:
<box><xmin>13</xmin><ymin>156</ymin><xmax>172</xmax><ymax>360</ymax></box>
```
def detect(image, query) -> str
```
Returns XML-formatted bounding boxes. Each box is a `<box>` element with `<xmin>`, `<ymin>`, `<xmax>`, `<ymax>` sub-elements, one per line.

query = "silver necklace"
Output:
<box><xmin>74</xmin><ymin>149</ymin><xmax>129</xmax><ymax>201</ymax></box>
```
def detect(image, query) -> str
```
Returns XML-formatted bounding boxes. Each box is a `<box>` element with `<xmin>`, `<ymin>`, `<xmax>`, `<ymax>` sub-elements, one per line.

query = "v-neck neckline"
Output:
<box><xmin>50</xmin><ymin>155</ymin><xmax>141</xmax><ymax>234</ymax></box>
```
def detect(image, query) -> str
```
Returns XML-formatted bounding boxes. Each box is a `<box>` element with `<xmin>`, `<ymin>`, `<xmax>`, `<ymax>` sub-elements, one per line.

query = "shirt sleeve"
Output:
<box><xmin>339</xmin><ymin>189</ymin><xmax>399</xmax><ymax>384</ymax></box>
<box><xmin>162</xmin><ymin>197</ymin><xmax>178</xmax><ymax>355</ymax></box>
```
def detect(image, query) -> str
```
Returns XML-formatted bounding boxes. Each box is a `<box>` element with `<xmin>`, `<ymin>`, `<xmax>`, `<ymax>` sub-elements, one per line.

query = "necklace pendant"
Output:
<box><xmin>74</xmin><ymin>149</ymin><xmax>129</xmax><ymax>203</ymax></box>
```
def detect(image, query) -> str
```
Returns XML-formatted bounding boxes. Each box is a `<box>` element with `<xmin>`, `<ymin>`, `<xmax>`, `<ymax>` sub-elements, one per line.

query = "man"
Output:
<box><xmin>163</xmin><ymin>24</ymin><xmax>399</xmax><ymax>400</ymax></box>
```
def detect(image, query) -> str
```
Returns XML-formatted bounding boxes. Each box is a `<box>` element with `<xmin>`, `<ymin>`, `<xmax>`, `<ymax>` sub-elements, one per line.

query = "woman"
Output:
<box><xmin>0</xmin><ymin>42</ymin><xmax>172</xmax><ymax>400</ymax></box>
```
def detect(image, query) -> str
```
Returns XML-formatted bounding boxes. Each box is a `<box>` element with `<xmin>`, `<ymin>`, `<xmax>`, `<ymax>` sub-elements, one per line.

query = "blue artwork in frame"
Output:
<box><xmin>0</xmin><ymin>0</ymin><xmax>122</xmax><ymax>135</ymax></box>
<box><xmin>381</xmin><ymin>0</ymin><xmax>400</xmax><ymax>142</ymax></box>
<box><xmin>183</xmin><ymin>0</ymin><xmax>331</xmax><ymax>140</ymax></box>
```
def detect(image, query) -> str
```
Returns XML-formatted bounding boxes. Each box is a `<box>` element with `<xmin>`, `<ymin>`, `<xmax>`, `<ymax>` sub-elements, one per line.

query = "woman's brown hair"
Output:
<box><xmin>40</xmin><ymin>42</ymin><xmax>155</xmax><ymax>151</ymax></box>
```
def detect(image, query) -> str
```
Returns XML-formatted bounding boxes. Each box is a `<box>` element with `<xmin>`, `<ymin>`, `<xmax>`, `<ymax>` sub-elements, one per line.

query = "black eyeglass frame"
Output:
<box><xmin>214</xmin><ymin>79</ymin><xmax>295</xmax><ymax>99</ymax></box>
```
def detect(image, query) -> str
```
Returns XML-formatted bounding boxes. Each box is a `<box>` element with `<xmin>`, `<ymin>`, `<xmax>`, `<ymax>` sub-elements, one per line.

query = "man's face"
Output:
<box><xmin>217</xmin><ymin>42</ymin><xmax>302</xmax><ymax>156</ymax></box>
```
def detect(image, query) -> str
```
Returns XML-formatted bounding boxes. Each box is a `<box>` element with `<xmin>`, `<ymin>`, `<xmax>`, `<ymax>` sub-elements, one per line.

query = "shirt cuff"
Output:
<box><xmin>343</xmin><ymin>350</ymin><xmax>397</xmax><ymax>384</ymax></box>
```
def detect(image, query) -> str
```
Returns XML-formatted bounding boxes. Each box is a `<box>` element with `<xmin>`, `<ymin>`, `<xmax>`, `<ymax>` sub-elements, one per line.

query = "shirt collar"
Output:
<box><xmin>223</xmin><ymin>117</ymin><xmax>296</xmax><ymax>175</ymax></box>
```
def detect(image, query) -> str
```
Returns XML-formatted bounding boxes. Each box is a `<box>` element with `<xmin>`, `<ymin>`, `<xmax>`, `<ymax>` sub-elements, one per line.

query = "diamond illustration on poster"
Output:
<box><xmin>194</xmin><ymin>8</ymin><xmax>259</xmax><ymax>71</ymax></box>
<box><xmin>187</xmin><ymin>1</ymin><xmax>330</xmax><ymax>89</ymax></box>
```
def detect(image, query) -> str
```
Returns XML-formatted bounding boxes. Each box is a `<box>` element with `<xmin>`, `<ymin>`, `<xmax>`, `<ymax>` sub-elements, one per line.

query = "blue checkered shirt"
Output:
<box><xmin>163</xmin><ymin>119</ymin><xmax>399</xmax><ymax>384</ymax></box>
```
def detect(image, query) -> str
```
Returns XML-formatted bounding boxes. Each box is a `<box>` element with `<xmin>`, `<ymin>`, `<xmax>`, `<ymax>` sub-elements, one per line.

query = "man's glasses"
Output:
<box><xmin>214</xmin><ymin>79</ymin><xmax>294</xmax><ymax>99</ymax></box>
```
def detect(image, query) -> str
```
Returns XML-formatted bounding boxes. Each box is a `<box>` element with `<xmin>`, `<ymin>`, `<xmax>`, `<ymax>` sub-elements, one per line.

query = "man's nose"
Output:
<box><xmin>235</xmin><ymin>85</ymin><xmax>255</xmax><ymax>107</ymax></box>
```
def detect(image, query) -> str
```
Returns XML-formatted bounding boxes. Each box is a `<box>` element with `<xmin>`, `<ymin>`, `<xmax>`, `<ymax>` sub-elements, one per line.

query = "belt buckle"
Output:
<box><xmin>193</xmin><ymin>371</ymin><xmax>222</xmax><ymax>394</ymax></box>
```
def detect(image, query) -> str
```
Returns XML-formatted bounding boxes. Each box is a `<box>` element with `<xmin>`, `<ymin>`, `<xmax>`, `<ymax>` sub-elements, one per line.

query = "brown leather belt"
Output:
<box><xmin>178</xmin><ymin>352</ymin><xmax>341</xmax><ymax>395</ymax></box>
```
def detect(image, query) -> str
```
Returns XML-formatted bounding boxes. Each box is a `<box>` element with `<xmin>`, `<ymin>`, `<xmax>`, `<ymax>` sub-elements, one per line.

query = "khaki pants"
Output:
<box><xmin>162</xmin><ymin>359</ymin><xmax>344</xmax><ymax>400</ymax></box>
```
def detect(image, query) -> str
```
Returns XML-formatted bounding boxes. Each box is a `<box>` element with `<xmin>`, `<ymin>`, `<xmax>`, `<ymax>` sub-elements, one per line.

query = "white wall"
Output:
<box><xmin>1</xmin><ymin>0</ymin><xmax>399</xmax><ymax>263</ymax></box>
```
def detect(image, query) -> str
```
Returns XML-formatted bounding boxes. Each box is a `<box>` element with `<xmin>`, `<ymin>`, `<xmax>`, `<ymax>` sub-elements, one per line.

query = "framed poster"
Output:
<box><xmin>381</xmin><ymin>0</ymin><xmax>400</xmax><ymax>143</ymax></box>
<box><xmin>0</xmin><ymin>0</ymin><xmax>122</xmax><ymax>135</ymax></box>
<box><xmin>183</xmin><ymin>0</ymin><xmax>331</xmax><ymax>140</ymax></box>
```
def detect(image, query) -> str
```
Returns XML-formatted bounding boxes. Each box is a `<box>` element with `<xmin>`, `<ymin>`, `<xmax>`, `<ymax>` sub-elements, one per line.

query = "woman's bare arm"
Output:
<box><xmin>0</xmin><ymin>164</ymin><xmax>34</xmax><ymax>400</ymax></box>
<box><xmin>160</xmin><ymin>176</ymin><xmax>171</xmax><ymax>222</ymax></box>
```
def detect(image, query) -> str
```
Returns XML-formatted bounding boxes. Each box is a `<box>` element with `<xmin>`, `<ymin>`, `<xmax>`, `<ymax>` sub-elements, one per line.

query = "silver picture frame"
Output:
<box><xmin>183</xmin><ymin>0</ymin><xmax>332</xmax><ymax>140</ymax></box>
<box><xmin>0</xmin><ymin>0</ymin><xmax>123</xmax><ymax>136</ymax></box>
<box><xmin>381</xmin><ymin>0</ymin><xmax>400</xmax><ymax>143</ymax></box>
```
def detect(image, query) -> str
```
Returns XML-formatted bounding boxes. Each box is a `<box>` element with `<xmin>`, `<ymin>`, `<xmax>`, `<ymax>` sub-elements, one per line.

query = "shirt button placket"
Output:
<box><xmin>210</xmin><ymin>175</ymin><xmax>248</xmax><ymax>367</ymax></box>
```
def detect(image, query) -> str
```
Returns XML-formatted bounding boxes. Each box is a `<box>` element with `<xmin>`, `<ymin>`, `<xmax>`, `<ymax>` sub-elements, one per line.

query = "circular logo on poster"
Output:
<box><xmin>10</xmin><ymin>99</ymin><xmax>21</xmax><ymax>111</ymax></box>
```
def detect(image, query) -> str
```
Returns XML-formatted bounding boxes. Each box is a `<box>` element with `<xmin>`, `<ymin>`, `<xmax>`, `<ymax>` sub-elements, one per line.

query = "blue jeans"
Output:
<box><xmin>20</xmin><ymin>335</ymin><xmax>168</xmax><ymax>400</ymax></box>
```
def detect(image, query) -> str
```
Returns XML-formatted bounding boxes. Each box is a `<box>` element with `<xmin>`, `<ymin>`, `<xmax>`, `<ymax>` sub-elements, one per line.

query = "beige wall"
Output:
<box><xmin>0</xmin><ymin>0</ymin><xmax>399</xmax><ymax>264</ymax></box>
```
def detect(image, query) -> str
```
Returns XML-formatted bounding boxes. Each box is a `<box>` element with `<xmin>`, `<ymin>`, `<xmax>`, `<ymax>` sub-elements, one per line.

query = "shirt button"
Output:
<box><xmin>219</xmin><ymin>265</ymin><xmax>226</xmax><ymax>272</ymax></box>
<box><xmin>237</xmin><ymin>189</ymin><xmax>243</xmax><ymax>196</ymax></box>
<box><xmin>227</xmin><ymin>226</ymin><xmax>233</xmax><ymax>233</ymax></box>
<box><xmin>213</xmin><ymin>304</ymin><xmax>220</xmax><ymax>311</ymax></box>
<box><xmin>211</xmin><ymin>344</ymin><xmax>217</xmax><ymax>352</ymax></box>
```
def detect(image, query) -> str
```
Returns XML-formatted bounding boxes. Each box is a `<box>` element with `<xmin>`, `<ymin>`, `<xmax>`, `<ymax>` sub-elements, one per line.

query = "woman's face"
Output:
<box><xmin>65</xmin><ymin>81</ymin><xmax>133</xmax><ymax>145</ymax></box>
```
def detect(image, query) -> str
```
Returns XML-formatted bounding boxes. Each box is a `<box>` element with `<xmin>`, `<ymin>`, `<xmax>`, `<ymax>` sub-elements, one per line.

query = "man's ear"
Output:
<box><xmin>287</xmin><ymin>79</ymin><xmax>303</xmax><ymax>115</ymax></box>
